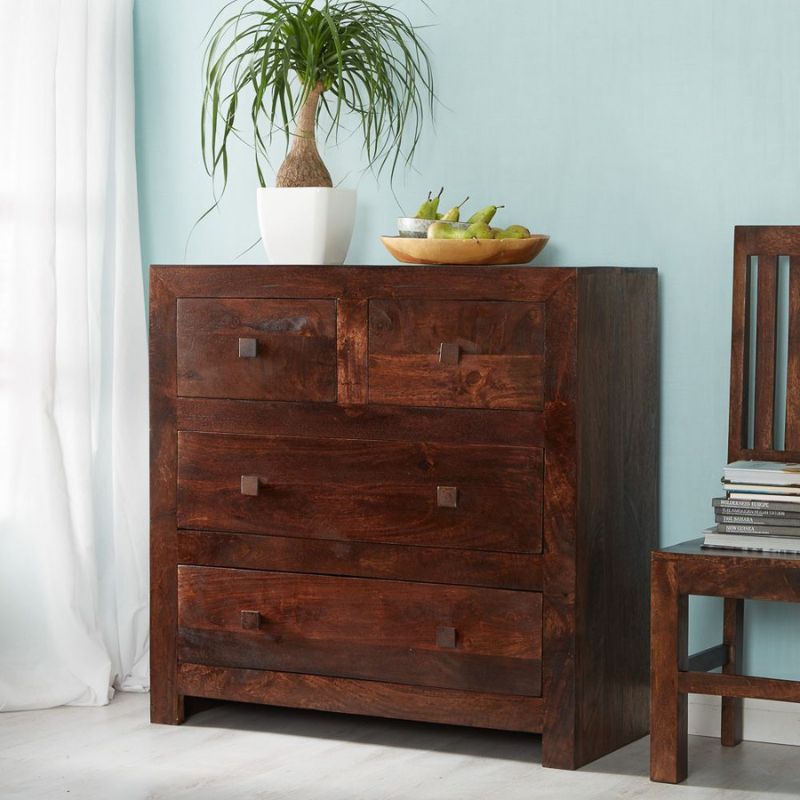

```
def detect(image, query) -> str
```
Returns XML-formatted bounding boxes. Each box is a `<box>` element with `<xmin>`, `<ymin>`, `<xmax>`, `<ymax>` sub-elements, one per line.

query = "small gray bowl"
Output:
<box><xmin>397</xmin><ymin>217</ymin><xmax>470</xmax><ymax>238</ymax></box>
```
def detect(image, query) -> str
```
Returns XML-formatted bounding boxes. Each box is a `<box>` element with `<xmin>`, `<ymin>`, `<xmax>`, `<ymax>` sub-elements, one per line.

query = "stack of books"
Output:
<box><xmin>703</xmin><ymin>461</ymin><xmax>800</xmax><ymax>554</ymax></box>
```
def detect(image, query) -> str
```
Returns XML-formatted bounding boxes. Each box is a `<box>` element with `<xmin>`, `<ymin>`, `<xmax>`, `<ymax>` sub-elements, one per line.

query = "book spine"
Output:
<box><xmin>722</xmin><ymin>482</ymin><xmax>800</xmax><ymax>496</ymax></box>
<box><xmin>722</xmin><ymin>462</ymin><xmax>800</xmax><ymax>486</ymax></box>
<box><xmin>716</xmin><ymin>523</ymin><xmax>800</xmax><ymax>536</ymax></box>
<box><xmin>712</xmin><ymin>497</ymin><xmax>800</xmax><ymax>513</ymax></box>
<box><xmin>727</xmin><ymin>492</ymin><xmax>800</xmax><ymax>504</ymax></box>
<box><xmin>715</xmin><ymin>513</ymin><xmax>800</xmax><ymax>526</ymax></box>
<box><xmin>722</xmin><ymin>476</ymin><xmax>800</xmax><ymax>488</ymax></box>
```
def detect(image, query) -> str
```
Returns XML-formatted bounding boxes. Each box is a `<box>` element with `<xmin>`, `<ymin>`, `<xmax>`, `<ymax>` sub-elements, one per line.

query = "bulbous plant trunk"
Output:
<box><xmin>275</xmin><ymin>82</ymin><xmax>333</xmax><ymax>188</ymax></box>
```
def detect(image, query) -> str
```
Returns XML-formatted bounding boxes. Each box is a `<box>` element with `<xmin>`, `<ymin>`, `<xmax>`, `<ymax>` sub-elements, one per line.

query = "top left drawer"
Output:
<box><xmin>177</xmin><ymin>298</ymin><xmax>337</xmax><ymax>402</ymax></box>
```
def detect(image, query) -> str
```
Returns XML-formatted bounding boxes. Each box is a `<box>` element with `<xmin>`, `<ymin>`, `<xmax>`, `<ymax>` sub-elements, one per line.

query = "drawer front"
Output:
<box><xmin>177</xmin><ymin>566</ymin><xmax>543</xmax><ymax>696</ymax></box>
<box><xmin>177</xmin><ymin>298</ymin><xmax>337</xmax><ymax>402</ymax></box>
<box><xmin>177</xmin><ymin>432</ymin><xmax>543</xmax><ymax>554</ymax></box>
<box><xmin>368</xmin><ymin>299</ymin><xmax>545</xmax><ymax>410</ymax></box>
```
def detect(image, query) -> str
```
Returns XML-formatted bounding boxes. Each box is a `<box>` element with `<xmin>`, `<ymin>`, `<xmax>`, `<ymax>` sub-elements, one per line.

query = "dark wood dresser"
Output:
<box><xmin>150</xmin><ymin>264</ymin><xmax>659</xmax><ymax>769</ymax></box>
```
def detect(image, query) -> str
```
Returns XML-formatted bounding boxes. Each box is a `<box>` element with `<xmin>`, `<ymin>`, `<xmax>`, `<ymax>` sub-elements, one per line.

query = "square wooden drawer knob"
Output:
<box><xmin>439</xmin><ymin>342</ymin><xmax>461</xmax><ymax>365</ymax></box>
<box><xmin>241</xmin><ymin>475</ymin><xmax>260</xmax><ymax>497</ymax></box>
<box><xmin>437</xmin><ymin>486</ymin><xmax>459</xmax><ymax>509</ymax></box>
<box><xmin>241</xmin><ymin>610</ymin><xmax>261</xmax><ymax>630</ymax></box>
<box><xmin>239</xmin><ymin>337</ymin><xmax>258</xmax><ymax>358</ymax></box>
<box><xmin>436</xmin><ymin>626</ymin><xmax>457</xmax><ymax>649</ymax></box>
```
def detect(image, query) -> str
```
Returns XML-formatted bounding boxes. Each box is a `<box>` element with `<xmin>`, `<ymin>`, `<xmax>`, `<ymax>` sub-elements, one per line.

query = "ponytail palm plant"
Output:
<box><xmin>202</xmin><ymin>0</ymin><xmax>435</xmax><ymax>192</ymax></box>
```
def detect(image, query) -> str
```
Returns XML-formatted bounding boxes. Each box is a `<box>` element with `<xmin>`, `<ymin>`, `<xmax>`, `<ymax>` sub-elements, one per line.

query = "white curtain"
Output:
<box><xmin>0</xmin><ymin>0</ymin><xmax>149</xmax><ymax>709</ymax></box>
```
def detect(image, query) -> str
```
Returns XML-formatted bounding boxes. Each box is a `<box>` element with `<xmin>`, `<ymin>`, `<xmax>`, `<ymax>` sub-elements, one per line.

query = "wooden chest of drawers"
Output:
<box><xmin>150</xmin><ymin>265</ymin><xmax>658</xmax><ymax>769</ymax></box>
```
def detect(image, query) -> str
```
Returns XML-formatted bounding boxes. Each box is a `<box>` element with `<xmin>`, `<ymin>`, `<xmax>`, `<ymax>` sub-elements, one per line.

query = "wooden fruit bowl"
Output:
<box><xmin>380</xmin><ymin>234</ymin><xmax>549</xmax><ymax>266</ymax></box>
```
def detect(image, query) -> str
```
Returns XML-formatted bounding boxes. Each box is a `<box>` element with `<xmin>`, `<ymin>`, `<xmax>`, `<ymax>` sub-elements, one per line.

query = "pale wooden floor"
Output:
<box><xmin>1</xmin><ymin>692</ymin><xmax>799</xmax><ymax>799</ymax></box>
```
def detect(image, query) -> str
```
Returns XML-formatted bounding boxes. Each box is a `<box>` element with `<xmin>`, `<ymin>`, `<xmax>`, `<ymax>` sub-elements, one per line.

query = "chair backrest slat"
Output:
<box><xmin>728</xmin><ymin>226</ymin><xmax>800</xmax><ymax>463</ymax></box>
<box><xmin>727</xmin><ymin>234</ymin><xmax>751</xmax><ymax>460</ymax></box>
<box><xmin>754</xmin><ymin>254</ymin><xmax>778</xmax><ymax>451</ymax></box>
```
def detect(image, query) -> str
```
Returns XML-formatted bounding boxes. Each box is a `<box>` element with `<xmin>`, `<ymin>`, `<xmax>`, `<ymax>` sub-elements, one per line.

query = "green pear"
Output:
<box><xmin>495</xmin><ymin>225</ymin><xmax>532</xmax><ymax>240</ymax></box>
<box><xmin>415</xmin><ymin>187</ymin><xmax>444</xmax><ymax>220</ymax></box>
<box><xmin>428</xmin><ymin>221</ymin><xmax>469</xmax><ymax>240</ymax></box>
<box><xmin>415</xmin><ymin>191</ymin><xmax>433</xmax><ymax>218</ymax></box>
<box><xmin>464</xmin><ymin>222</ymin><xmax>496</xmax><ymax>240</ymax></box>
<box><xmin>466</xmin><ymin>204</ymin><xmax>504</xmax><ymax>225</ymax></box>
<box><xmin>441</xmin><ymin>196</ymin><xmax>470</xmax><ymax>223</ymax></box>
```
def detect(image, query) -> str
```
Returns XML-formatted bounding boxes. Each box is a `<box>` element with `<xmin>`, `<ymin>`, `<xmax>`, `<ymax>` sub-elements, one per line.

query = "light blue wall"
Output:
<box><xmin>134</xmin><ymin>0</ymin><xmax>800</xmax><ymax>678</ymax></box>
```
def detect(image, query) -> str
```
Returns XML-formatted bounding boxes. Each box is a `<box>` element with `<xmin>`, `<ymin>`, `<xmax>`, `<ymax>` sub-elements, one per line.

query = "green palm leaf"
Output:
<box><xmin>201</xmin><ymin>0</ymin><xmax>435</xmax><ymax>193</ymax></box>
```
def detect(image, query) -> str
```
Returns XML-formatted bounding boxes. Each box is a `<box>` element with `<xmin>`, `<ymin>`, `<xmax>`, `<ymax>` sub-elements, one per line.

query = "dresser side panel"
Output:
<box><xmin>149</xmin><ymin>268</ymin><xmax>183</xmax><ymax>724</ymax></box>
<box><xmin>575</xmin><ymin>268</ymin><xmax>659</xmax><ymax>765</ymax></box>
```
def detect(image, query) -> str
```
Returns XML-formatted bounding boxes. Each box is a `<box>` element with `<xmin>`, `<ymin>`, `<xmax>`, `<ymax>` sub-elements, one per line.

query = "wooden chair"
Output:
<box><xmin>650</xmin><ymin>226</ymin><xmax>800</xmax><ymax>784</ymax></box>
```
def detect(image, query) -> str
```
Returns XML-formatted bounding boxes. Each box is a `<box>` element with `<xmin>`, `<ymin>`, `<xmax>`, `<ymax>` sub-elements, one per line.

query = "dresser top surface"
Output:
<box><xmin>151</xmin><ymin>264</ymin><xmax>657</xmax><ymax>273</ymax></box>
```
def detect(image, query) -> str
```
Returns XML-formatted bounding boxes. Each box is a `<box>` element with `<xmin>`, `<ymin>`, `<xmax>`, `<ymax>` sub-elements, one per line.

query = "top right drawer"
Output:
<box><xmin>368</xmin><ymin>299</ymin><xmax>545</xmax><ymax>411</ymax></box>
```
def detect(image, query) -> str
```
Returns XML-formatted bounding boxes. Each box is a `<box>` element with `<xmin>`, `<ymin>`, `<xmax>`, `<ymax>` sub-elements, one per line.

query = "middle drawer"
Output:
<box><xmin>177</xmin><ymin>432</ymin><xmax>543</xmax><ymax>554</ymax></box>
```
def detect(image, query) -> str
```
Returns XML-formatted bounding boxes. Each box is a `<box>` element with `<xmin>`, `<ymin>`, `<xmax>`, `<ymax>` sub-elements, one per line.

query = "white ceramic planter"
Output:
<box><xmin>257</xmin><ymin>187</ymin><xmax>357</xmax><ymax>265</ymax></box>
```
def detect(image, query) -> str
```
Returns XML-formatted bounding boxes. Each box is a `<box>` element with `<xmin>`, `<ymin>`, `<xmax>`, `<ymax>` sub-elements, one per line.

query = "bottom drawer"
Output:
<box><xmin>177</xmin><ymin>566</ymin><xmax>542</xmax><ymax>697</ymax></box>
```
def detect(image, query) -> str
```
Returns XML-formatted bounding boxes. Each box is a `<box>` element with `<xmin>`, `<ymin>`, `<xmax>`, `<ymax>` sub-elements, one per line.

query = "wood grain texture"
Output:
<box><xmin>728</xmin><ymin>234</ymin><xmax>751</xmax><ymax>458</ymax></box>
<box><xmin>177</xmin><ymin>664</ymin><xmax>545</xmax><ymax>733</ymax></box>
<box><xmin>661</xmin><ymin>537</ymin><xmax>800</xmax><ymax>565</ymax></box>
<box><xmin>178</xmin><ymin>530</ymin><xmax>544</xmax><ymax>591</ymax></box>
<box><xmin>651</xmin><ymin>539</ymin><xmax>800</xmax><ymax>783</ymax></box>
<box><xmin>149</xmin><ymin>269</ymin><xmax>184</xmax><ymax>725</ymax></box>
<box><xmin>734</xmin><ymin>225</ymin><xmax>800</xmax><ymax>255</ymax></box>
<box><xmin>177</xmin><ymin>566</ymin><xmax>542</xmax><ymax>696</ymax></box>
<box><xmin>721</xmin><ymin>598</ymin><xmax>744</xmax><ymax>747</ymax></box>
<box><xmin>178</xmin><ymin>567</ymin><xmax>541</xmax><ymax>659</ymax></box>
<box><xmin>368</xmin><ymin>354</ymin><xmax>545</xmax><ymax>411</ymax></box>
<box><xmin>724</xmin><ymin>446</ymin><xmax>800</xmax><ymax>462</ymax></box>
<box><xmin>729</xmin><ymin>227</ymin><xmax>800</xmax><ymax>462</ymax></box>
<box><xmin>177</xmin><ymin>298</ymin><xmax>337</xmax><ymax>402</ymax></box>
<box><xmin>678</xmin><ymin>672</ymin><xmax>800</xmax><ymax>703</ymax></box>
<box><xmin>369</xmin><ymin>298</ymin><xmax>544</xmax><ymax>409</ymax></box>
<box><xmin>177</xmin><ymin>432</ymin><xmax>544</xmax><ymax>554</ymax></box>
<box><xmin>177</xmin><ymin>398</ymin><xmax>546</xmax><ymax>449</ymax></box>
<box><xmin>369</xmin><ymin>299</ymin><xmax>545</xmax><ymax>355</ymax></box>
<box><xmin>179</xmin><ymin>630</ymin><xmax>542</xmax><ymax>697</ymax></box>
<box><xmin>649</xmin><ymin>556</ymin><xmax>688</xmax><ymax>785</ymax></box>
<box><xmin>336</xmin><ymin>297</ymin><xmax>368</xmax><ymax>406</ymax></box>
<box><xmin>660</xmin><ymin>542</ymin><xmax>800</xmax><ymax>602</ymax></box>
<box><xmin>574</xmin><ymin>268</ymin><xmax>659</xmax><ymax>767</ymax></box>
<box><xmin>540</xmin><ymin>273</ymin><xmax>580</xmax><ymax>770</ymax></box>
<box><xmin>151</xmin><ymin>263</ymin><xmax>659</xmax><ymax>769</ymax></box>
<box><xmin>755</xmin><ymin>255</ymin><xmax>778</xmax><ymax>451</ymax></box>
<box><xmin>151</xmin><ymin>264</ymin><xmax>575</xmax><ymax>303</ymax></box>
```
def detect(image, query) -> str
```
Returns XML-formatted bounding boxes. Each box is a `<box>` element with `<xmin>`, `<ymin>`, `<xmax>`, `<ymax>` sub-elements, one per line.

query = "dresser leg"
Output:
<box><xmin>150</xmin><ymin>679</ymin><xmax>185</xmax><ymax>725</ymax></box>
<box><xmin>650</xmin><ymin>559</ymin><xmax>688</xmax><ymax>784</ymax></box>
<box><xmin>541</xmin><ymin>733</ymin><xmax>579</xmax><ymax>771</ymax></box>
<box><xmin>721</xmin><ymin>598</ymin><xmax>744</xmax><ymax>747</ymax></box>
<box><xmin>151</xmin><ymin>695</ymin><xmax>184</xmax><ymax>725</ymax></box>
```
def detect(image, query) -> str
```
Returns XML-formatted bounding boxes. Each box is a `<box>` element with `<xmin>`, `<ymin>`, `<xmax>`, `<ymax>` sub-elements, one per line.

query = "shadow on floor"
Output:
<box><xmin>183</xmin><ymin>699</ymin><xmax>542</xmax><ymax>764</ymax></box>
<box><xmin>182</xmin><ymin>700</ymin><xmax>800</xmax><ymax>794</ymax></box>
<box><xmin>583</xmin><ymin>733</ymin><xmax>800</xmax><ymax>795</ymax></box>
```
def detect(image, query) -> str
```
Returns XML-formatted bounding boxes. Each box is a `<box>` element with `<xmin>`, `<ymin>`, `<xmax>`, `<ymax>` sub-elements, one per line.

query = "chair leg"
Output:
<box><xmin>721</xmin><ymin>598</ymin><xmax>744</xmax><ymax>747</ymax></box>
<box><xmin>650</xmin><ymin>559</ymin><xmax>689</xmax><ymax>784</ymax></box>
